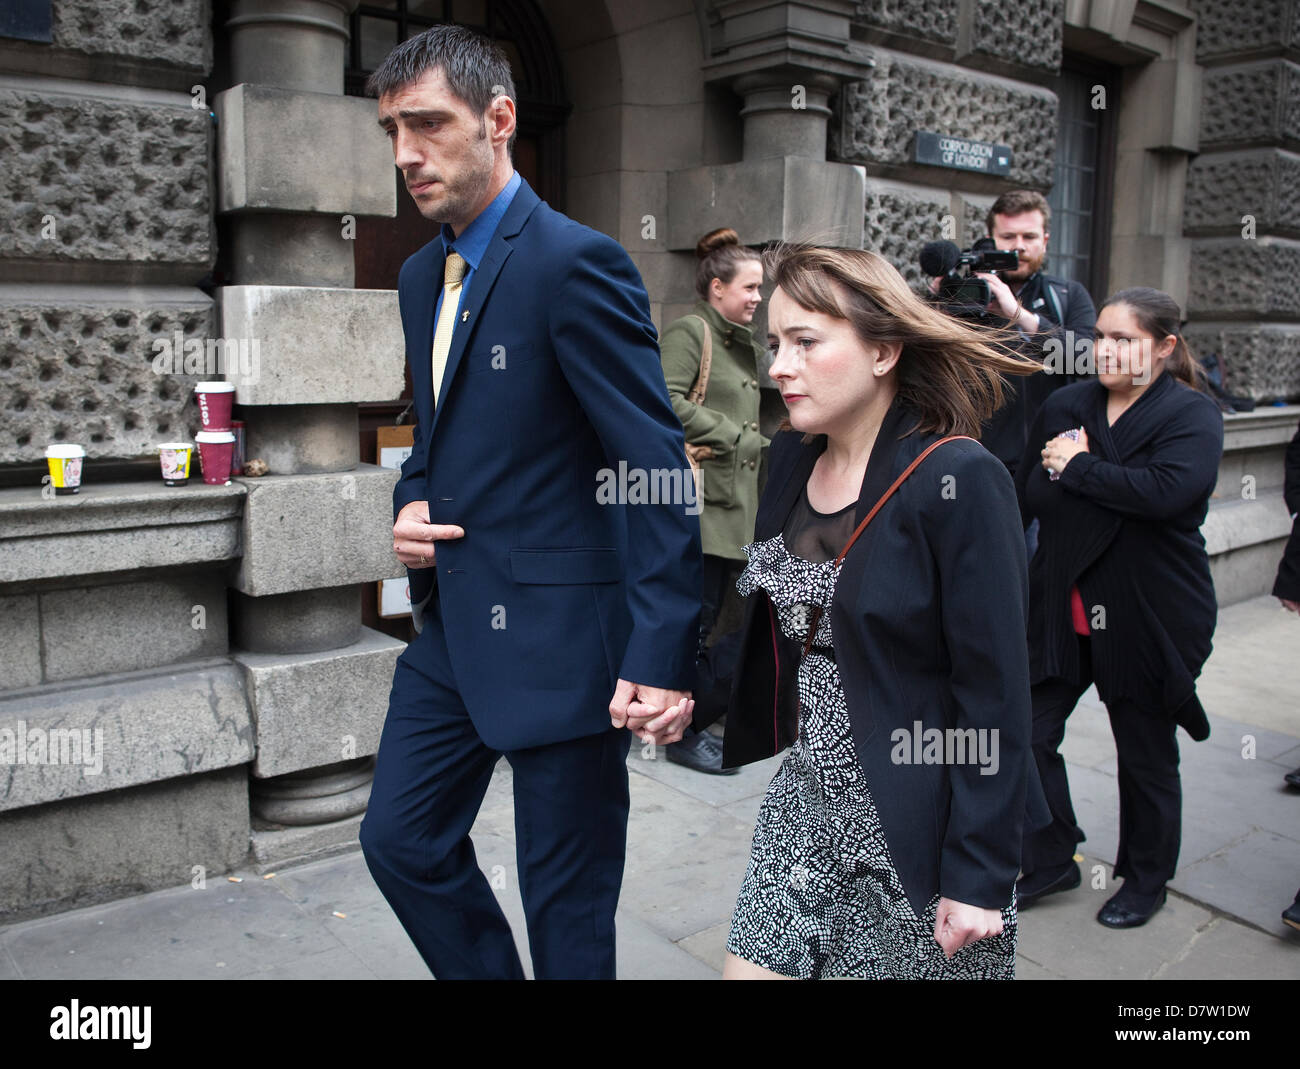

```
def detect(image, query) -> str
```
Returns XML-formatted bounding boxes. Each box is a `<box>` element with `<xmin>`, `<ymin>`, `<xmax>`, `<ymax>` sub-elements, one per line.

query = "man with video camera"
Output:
<box><xmin>924</xmin><ymin>189</ymin><xmax>1097</xmax><ymax>482</ymax></box>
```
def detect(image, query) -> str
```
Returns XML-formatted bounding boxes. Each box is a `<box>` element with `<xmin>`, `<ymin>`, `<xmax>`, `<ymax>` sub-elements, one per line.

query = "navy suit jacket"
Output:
<box><xmin>392</xmin><ymin>177</ymin><xmax>701</xmax><ymax>751</ymax></box>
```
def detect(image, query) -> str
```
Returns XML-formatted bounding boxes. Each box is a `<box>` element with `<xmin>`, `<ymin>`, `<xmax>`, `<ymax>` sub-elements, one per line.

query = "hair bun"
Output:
<box><xmin>696</xmin><ymin>227</ymin><xmax>741</xmax><ymax>259</ymax></box>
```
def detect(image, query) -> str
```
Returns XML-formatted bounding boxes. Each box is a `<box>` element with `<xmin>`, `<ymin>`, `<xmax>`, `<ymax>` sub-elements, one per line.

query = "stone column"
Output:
<box><xmin>215</xmin><ymin>0</ymin><xmax>406</xmax><ymax>866</ymax></box>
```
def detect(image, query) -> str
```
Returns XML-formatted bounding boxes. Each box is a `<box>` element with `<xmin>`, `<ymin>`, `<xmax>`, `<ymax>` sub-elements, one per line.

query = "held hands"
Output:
<box><xmin>1041</xmin><ymin>426</ymin><xmax>1090</xmax><ymax>476</ymax></box>
<box><xmin>393</xmin><ymin>499</ymin><xmax>464</xmax><ymax>569</ymax></box>
<box><xmin>933</xmin><ymin>897</ymin><xmax>1005</xmax><ymax>959</ymax></box>
<box><xmin>609</xmin><ymin>679</ymin><xmax>694</xmax><ymax>745</ymax></box>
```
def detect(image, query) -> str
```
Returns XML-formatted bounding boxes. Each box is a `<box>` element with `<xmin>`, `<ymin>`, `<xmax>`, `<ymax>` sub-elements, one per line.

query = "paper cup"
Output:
<box><xmin>45</xmin><ymin>444</ymin><xmax>85</xmax><ymax>495</ymax></box>
<box><xmin>157</xmin><ymin>442</ymin><xmax>194</xmax><ymax>486</ymax></box>
<box><xmin>195</xmin><ymin>430</ymin><xmax>236</xmax><ymax>485</ymax></box>
<box><xmin>195</xmin><ymin>381</ymin><xmax>235</xmax><ymax>431</ymax></box>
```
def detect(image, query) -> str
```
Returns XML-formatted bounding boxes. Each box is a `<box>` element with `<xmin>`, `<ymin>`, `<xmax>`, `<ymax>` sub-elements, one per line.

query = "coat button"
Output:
<box><xmin>750</xmin><ymin>378</ymin><xmax>759</xmax><ymax>387</ymax></box>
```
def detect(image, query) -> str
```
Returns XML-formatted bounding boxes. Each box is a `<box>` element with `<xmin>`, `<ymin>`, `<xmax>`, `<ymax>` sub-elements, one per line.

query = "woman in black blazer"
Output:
<box><xmin>703</xmin><ymin>246</ymin><xmax>1044</xmax><ymax>979</ymax></box>
<box><xmin>1015</xmin><ymin>288</ymin><xmax>1224</xmax><ymax>929</ymax></box>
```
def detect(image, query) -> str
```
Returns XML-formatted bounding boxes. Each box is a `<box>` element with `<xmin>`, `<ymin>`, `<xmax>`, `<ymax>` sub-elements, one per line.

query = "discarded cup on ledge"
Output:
<box><xmin>195</xmin><ymin>430</ymin><xmax>236</xmax><ymax>486</ymax></box>
<box><xmin>44</xmin><ymin>443</ymin><xmax>85</xmax><ymax>495</ymax></box>
<box><xmin>157</xmin><ymin>442</ymin><xmax>194</xmax><ymax>486</ymax></box>
<box><xmin>194</xmin><ymin>381</ymin><xmax>235</xmax><ymax>431</ymax></box>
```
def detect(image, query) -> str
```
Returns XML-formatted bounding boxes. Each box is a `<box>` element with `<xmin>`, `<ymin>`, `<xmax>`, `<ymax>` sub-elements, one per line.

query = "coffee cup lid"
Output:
<box><xmin>45</xmin><ymin>443</ymin><xmax>85</xmax><ymax>458</ymax></box>
<box><xmin>157</xmin><ymin>442</ymin><xmax>194</xmax><ymax>451</ymax></box>
<box><xmin>195</xmin><ymin>430</ymin><xmax>236</xmax><ymax>443</ymax></box>
<box><xmin>194</xmin><ymin>381</ymin><xmax>236</xmax><ymax>393</ymax></box>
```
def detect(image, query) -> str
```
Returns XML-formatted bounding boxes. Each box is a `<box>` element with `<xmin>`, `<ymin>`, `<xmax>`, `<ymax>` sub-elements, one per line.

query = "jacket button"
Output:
<box><xmin>750</xmin><ymin>378</ymin><xmax>759</xmax><ymax>387</ymax></box>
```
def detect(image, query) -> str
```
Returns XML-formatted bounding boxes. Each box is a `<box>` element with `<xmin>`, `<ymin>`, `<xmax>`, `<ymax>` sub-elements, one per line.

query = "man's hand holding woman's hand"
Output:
<box><xmin>393</xmin><ymin>499</ymin><xmax>464</xmax><ymax>569</ymax></box>
<box><xmin>610</xmin><ymin>680</ymin><xmax>693</xmax><ymax>745</ymax></box>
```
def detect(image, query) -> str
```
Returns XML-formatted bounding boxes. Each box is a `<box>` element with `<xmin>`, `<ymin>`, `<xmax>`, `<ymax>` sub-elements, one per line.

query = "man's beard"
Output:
<box><xmin>1001</xmin><ymin>249</ymin><xmax>1045</xmax><ymax>283</ymax></box>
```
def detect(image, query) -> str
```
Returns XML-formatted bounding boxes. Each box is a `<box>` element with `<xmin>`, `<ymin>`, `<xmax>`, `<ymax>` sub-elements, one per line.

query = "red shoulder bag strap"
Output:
<box><xmin>801</xmin><ymin>434</ymin><xmax>977</xmax><ymax>656</ymax></box>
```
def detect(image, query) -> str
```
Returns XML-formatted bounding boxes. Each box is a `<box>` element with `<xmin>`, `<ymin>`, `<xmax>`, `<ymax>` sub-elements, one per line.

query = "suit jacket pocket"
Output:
<box><xmin>509</xmin><ymin>547</ymin><xmax>621</xmax><ymax>584</ymax></box>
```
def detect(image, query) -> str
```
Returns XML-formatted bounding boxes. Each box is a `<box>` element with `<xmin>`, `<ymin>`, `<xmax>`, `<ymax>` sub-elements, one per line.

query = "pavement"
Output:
<box><xmin>1</xmin><ymin>594</ymin><xmax>1297</xmax><ymax>980</ymax></box>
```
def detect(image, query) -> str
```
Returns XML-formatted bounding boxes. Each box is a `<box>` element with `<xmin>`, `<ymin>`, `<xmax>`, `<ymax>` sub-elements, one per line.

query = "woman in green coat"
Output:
<box><xmin>660</xmin><ymin>227</ymin><xmax>768</xmax><ymax>773</ymax></box>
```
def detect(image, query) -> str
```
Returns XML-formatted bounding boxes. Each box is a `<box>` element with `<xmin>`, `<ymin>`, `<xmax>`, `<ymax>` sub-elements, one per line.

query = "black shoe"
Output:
<box><xmin>1285</xmin><ymin>767</ymin><xmax>1300</xmax><ymax>790</ymax></box>
<box><xmin>1284</xmin><ymin>896</ymin><xmax>1300</xmax><ymax>932</ymax></box>
<box><xmin>1097</xmin><ymin>885</ymin><xmax>1167</xmax><ymax>929</ymax></box>
<box><xmin>665</xmin><ymin>731</ymin><xmax>737</xmax><ymax>775</ymax></box>
<box><xmin>1015</xmin><ymin>861</ymin><xmax>1081</xmax><ymax>908</ymax></box>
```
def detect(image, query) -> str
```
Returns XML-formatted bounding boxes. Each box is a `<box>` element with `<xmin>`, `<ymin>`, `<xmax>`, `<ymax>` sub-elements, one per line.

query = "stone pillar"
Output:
<box><xmin>1182</xmin><ymin>0</ymin><xmax>1300</xmax><ymax>403</ymax></box>
<box><xmin>733</xmin><ymin>69</ymin><xmax>840</xmax><ymax>161</ymax></box>
<box><xmin>216</xmin><ymin>0</ymin><xmax>406</xmax><ymax>867</ymax></box>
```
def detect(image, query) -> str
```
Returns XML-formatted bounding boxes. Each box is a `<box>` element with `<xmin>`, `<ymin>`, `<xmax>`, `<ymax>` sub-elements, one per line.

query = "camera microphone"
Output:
<box><xmin>919</xmin><ymin>240</ymin><xmax>960</xmax><ymax>277</ymax></box>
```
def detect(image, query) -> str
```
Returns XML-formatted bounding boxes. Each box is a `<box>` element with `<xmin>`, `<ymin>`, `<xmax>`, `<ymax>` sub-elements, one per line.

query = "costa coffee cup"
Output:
<box><xmin>195</xmin><ymin>430</ymin><xmax>236</xmax><ymax>485</ymax></box>
<box><xmin>45</xmin><ymin>444</ymin><xmax>85</xmax><ymax>495</ymax></box>
<box><xmin>194</xmin><ymin>381</ymin><xmax>235</xmax><ymax>431</ymax></box>
<box><xmin>157</xmin><ymin>442</ymin><xmax>194</xmax><ymax>486</ymax></box>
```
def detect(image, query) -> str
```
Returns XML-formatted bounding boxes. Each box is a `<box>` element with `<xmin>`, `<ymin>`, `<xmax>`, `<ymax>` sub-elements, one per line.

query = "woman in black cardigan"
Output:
<box><xmin>704</xmin><ymin>246</ymin><xmax>1044</xmax><ymax>979</ymax></box>
<box><xmin>1015</xmin><ymin>287</ymin><xmax>1224</xmax><ymax>928</ymax></box>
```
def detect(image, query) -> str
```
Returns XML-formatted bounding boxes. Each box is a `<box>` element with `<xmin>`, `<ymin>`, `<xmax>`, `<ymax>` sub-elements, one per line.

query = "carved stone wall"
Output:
<box><xmin>1184</xmin><ymin>150</ymin><xmax>1300</xmax><ymax>237</ymax></box>
<box><xmin>831</xmin><ymin>53</ymin><xmax>1057</xmax><ymax>188</ymax></box>
<box><xmin>0</xmin><ymin>297</ymin><xmax>213</xmax><ymax>463</ymax></box>
<box><xmin>1199</xmin><ymin>61</ymin><xmax>1300</xmax><ymax>148</ymax></box>
<box><xmin>852</xmin><ymin>0</ymin><xmax>960</xmax><ymax>46</ymax></box>
<box><xmin>863</xmin><ymin>184</ymin><xmax>950</xmax><ymax>285</ymax></box>
<box><xmin>51</xmin><ymin>0</ymin><xmax>211</xmax><ymax>70</ymax></box>
<box><xmin>1190</xmin><ymin>0</ymin><xmax>1299</xmax><ymax>61</ymax></box>
<box><xmin>1184</xmin><ymin>324</ymin><xmax>1300</xmax><ymax>401</ymax></box>
<box><xmin>1186</xmin><ymin>240</ymin><xmax>1300</xmax><ymax>320</ymax></box>
<box><xmin>0</xmin><ymin>90</ymin><xmax>212</xmax><ymax>270</ymax></box>
<box><xmin>968</xmin><ymin>0</ymin><xmax>1062</xmax><ymax>73</ymax></box>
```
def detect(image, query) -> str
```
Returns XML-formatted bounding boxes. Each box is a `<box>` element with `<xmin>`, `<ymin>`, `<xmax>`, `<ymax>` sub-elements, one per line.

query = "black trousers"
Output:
<box><xmin>1022</xmin><ymin>636</ymin><xmax>1182</xmax><ymax>895</ymax></box>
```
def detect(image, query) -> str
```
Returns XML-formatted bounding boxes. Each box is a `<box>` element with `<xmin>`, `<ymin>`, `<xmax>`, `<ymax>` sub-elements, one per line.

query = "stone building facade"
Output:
<box><xmin>0</xmin><ymin>0</ymin><xmax>1296</xmax><ymax>920</ymax></box>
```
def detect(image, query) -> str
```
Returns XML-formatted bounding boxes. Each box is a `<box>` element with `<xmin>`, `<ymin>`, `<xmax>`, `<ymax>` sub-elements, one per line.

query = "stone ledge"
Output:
<box><xmin>0</xmin><ymin>661</ymin><xmax>253</xmax><ymax>812</ymax></box>
<box><xmin>1203</xmin><ymin>494</ymin><xmax>1293</xmax><ymax>557</ymax></box>
<box><xmin>667</xmin><ymin>158</ymin><xmax>866</xmax><ymax>250</ymax></box>
<box><xmin>234</xmin><ymin>465</ymin><xmax>401</xmax><ymax>596</ymax></box>
<box><xmin>0</xmin><ymin>766</ymin><xmax>248</xmax><ymax>923</ymax></box>
<box><xmin>215</xmin><ymin>84</ymin><xmax>396</xmax><ymax>217</ymax></box>
<box><xmin>233</xmin><ymin>627</ymin><xmax>405</xmax><ymax>779</ymax></box>
<box><xmin>216</xmin><ymin>285</ymin><xmax>405</xmax><ymax>406</ymax></box>
<box><xmin>0</xmin><ymin>479</ymin><xmax>246</xmax><ymax>584</ymax></box>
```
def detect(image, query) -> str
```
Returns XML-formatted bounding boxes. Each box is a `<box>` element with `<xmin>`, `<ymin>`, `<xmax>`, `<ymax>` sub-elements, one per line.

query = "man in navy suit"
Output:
<box><xmin>358</xmin><ymin>26</ymin><xmax>701</xmax><ymax>979</ymax></box>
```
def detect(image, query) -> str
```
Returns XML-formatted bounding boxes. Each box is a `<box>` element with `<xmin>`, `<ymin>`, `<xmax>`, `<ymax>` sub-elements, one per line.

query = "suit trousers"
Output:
<box><xmin>1022</xmin><ymin>635</ymin><xmax>1182</xmax><ymax>896</ymax></box>
<box><xmin>360</xmin><ymin>591</ymin><xmax>632</xmax><ymax>979</ymax></box>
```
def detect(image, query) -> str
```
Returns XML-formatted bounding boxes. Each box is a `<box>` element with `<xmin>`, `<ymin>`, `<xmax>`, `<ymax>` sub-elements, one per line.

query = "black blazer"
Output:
<box><xmin>1016</xmin><ymin>372</ymin><xmax>1223</xmax><ymax>740</ymax></box>
<box><xmin>1273</xmin><ymin>420</ymin><xmax>1300</xmax><ymax>602</ymax></box>
<box><xmin>712</xmin><ymin>397</ymin><xmax>1042</xmax><ymax>916</ymax></box>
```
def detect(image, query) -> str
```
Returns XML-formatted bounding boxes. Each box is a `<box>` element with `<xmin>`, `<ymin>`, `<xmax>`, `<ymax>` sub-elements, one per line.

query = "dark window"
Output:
<box><xmin>0</xmin><ymin>0</ymin><xmax>52</xmax><ymax>43</ymax></box>
<box><xmin>1048</xmin><ymin>58</ymin><xmax>1118</xmax><ymax>303</ymax></box>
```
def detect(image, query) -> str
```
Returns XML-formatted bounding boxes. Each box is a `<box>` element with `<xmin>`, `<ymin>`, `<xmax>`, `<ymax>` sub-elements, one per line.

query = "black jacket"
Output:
<box><xmin>1016</xmin><ymin>372</ymin><xmax>1224</xmax><ymax>739</ymax></box>
<box><xmin>1272</xmin><ymin>420</ymin><xmax>1300</xmax><ymax>601</ymax></box>
<box><xmin>982</xmin><ymin>271</ymin><xmax>1098</xmax><ymax>475</ymax></box>
<box><xmin>711</xmin><ymin>398</ymin><xmax>1044</xmax><ymax>915</ymax></box>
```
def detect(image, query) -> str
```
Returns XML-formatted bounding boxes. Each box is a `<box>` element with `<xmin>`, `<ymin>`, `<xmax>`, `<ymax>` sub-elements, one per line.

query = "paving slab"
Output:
<box><xmin>1154</xmin><ymin>915</ymin><xmax>1300</xmax><ymax>980</ymax></box>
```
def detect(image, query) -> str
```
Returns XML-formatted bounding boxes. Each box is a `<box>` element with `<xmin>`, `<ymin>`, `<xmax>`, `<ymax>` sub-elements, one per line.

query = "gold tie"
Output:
<box><xmin>431</xmin><ymin>251</ymin><xmax>468</xmax><ymax>405</ymax></box>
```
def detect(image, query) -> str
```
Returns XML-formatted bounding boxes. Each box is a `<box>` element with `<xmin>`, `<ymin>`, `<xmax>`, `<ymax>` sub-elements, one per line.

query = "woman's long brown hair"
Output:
<box><xmin>766</xmin><ymin>244</ymin><xmax>1042</xmax><ymax>439</ymax></box>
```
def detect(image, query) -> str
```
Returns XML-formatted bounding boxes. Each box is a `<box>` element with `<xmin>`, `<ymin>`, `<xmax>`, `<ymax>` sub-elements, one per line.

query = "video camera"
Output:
<box><xmin>919</xmin><ymin>238</ymin><xmax>1019</xmax><ymax>319</ymax></box>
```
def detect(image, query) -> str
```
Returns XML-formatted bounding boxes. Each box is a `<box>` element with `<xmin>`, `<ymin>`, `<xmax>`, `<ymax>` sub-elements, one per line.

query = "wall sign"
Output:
<box><xmin>913</xmin><ymin>131</ymin><xmax>1012</xmax><ymax>176</ymax></box>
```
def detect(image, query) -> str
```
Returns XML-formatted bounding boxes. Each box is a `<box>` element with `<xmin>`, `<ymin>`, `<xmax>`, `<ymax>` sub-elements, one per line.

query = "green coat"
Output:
<box><xmin>660</xmin><ymin>300</ymin><xmax>768</xmax><ymax>561</ymax></box>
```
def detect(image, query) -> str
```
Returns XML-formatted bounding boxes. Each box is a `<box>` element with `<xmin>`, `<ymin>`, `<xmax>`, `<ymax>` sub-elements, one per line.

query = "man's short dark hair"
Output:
<box><xmin>366</xmin><ymin>24</ymin><xmax>517</xmax><ymax>151</ymax></box>
<box><xmin>986</xmin><ymin>190</ymin><xmax>1051</xmax><ymax>235</ymax></box>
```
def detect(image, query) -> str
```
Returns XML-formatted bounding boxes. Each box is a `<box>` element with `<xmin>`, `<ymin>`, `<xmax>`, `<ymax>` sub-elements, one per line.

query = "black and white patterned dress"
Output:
<box><xmin>725</xmin><ymin>490</ymin><xmax>1018</xmax><ymax>979</ymax></box>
